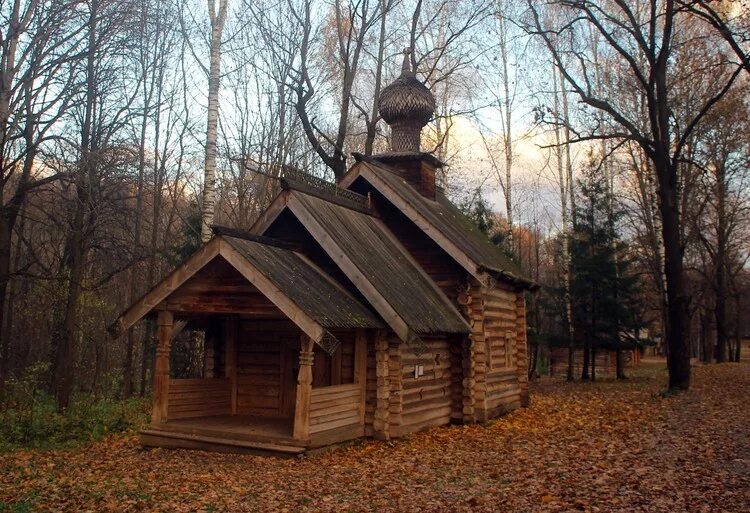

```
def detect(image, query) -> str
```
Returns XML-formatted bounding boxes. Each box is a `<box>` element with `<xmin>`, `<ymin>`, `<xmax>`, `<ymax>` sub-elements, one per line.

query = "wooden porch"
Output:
<box><xmin>144</xmin><ymin>310</ymin><xmax>369</xmax><ymax>456</ymax></box>
<box><xmin>141</xmin><ymin>415</ymin><xmax>306</xmax><ymax>456</ymax></box>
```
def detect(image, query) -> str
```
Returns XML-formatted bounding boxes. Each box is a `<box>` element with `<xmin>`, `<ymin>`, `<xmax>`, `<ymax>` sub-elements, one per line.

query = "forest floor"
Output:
<box><xmin>1</xmin><ymin>361</ymin><xmax>748</xmax><ymax>513</ymax></box>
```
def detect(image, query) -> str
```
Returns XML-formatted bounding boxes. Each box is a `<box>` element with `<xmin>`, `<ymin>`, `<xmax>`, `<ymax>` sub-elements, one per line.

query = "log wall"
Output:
<box><xmin>166</xmin><ymin>378</ymin><xmax>231</xmax><ymax>420</ymax></box>
<box><xmin>394</xmin><ymin>336</ymin><xmax>456</xmax><ymax>437</ymax></box>
<box><xmin>459</xmin><ymin>279</ymin><xmax>525</xmax><ymax>422</ymax></box>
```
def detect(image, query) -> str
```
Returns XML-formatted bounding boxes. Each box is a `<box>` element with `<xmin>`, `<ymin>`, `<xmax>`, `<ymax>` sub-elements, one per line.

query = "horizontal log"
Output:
<box><xmin>310</xmin><ymin>417</ymin><xmax>360</xmax><ymax>434</ymax></box>
<box><xmin>310</xmin><ymin>409</ymin><xmax>360</xmax><ymax>427</ymax></box>
<box><xmin>169</xmin><ymin>378</ymin><xmax>230</xmax><ymax>387</ymax></box>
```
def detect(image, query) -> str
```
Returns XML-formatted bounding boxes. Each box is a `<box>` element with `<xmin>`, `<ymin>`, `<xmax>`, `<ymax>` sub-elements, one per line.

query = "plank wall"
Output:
<box><xmin>309</xmin><ymin>383</ymin><xmax>363</xmax><ymax>445</ymax></box>
<box><xmin>236</xmin><ymin>320</ymin><xmax>298</xmax><ymax>417</ymax></box>
<box><xmin>166</xmin><ymin>378</ymin><xmax>231</xmax><ymax>420</ymax></box>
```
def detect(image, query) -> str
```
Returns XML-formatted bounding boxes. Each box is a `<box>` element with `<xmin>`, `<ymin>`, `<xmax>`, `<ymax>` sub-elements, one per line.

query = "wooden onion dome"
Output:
<box><xmin>378</xmin><ymin>49</ymin><xmax>435</xmax><ymax>153</ymax></box>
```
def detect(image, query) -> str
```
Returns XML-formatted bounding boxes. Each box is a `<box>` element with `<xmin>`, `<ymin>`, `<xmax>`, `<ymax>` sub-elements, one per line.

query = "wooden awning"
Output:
<box><xmin>108</xmin><ymin>234</ymin><xmax>383</xmax><ymax>353</ymax></box>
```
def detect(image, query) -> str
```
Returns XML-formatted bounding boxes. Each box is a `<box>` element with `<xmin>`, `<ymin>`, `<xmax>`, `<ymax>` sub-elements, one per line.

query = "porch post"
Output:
<box><xmin>152</xmin><ymin>310</ymin><xmax>173</xmax><ymax>425</ymax></box>
<box><xmin>293</xmin><ymin>335</ymin><xmax>315</xmax><ymax>440</ymax></box>
<box><xmin>225</xmin><ymin>316</ymin><xmax>238</xmax><ymax>414</ymax></box>
<box><xmin>354</xmin><ymin>329</ymin><xmax>367</xmax><ymax>426</ymax></box>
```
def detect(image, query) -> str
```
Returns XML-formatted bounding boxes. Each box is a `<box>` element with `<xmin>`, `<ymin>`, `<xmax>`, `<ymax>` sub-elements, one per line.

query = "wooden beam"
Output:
<box><xmin>217</xmin><ymin>239</ymin><xmax>326</xmax><ymax>345</ymax></box>
<box><xmin>249</xmin><ymin>189</ymin><xmax>290</xmax><ymax>235</ymax></box>
<box><xmin>336</xmin><ymin>162</ymin><xmax>362</xmax><ymax>189</ymax></box>
<box><xmin>225</xmin><ymin>316</ymin><xmax>238</xmax><ymax>414</ymax></box>
<box><xmin>293</xmin><ymin>335</ymin><xmax>315</xmax><ymax>441</ymax></box>
<box><xmin>286</xmin><ymin>193</ymin><xmax>412</xmax><ymax>343</ymax></box>
<box><xmin>354</xmin><ymin>329</ymin><xmax>367</xmax><ymax>426</ymax></box>
<box><xmin>152</xmin><ymin>310</ymin><xmax>173</xmax><ymax>425</ymax></box>
<box><xmin>109</xmin><ymin>238</ymin><xmax>222</xmax><ymax>338</ymax></box>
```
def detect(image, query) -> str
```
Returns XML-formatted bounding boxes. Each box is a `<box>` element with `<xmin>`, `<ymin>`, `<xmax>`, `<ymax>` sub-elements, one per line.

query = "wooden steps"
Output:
<box><xmin>153</xmin><ymin>420</ymin><xmax>305</xmax><ymax>447</ymax></box>
<box><xmin>140</xmin><ymin>429</ymin><xmax>307</xmax><ymax>457</ymax></box>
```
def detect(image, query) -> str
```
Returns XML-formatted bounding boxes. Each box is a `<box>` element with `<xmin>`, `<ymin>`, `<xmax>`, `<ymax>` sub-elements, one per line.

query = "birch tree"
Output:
<box><xmin>199</xmin><ymin>0</ymin><xmax>228</xmax><ymax>243</ymax></box>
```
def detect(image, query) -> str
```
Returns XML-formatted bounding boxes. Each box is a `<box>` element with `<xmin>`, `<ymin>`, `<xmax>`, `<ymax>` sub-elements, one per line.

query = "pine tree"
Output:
<box><xmin>571</xmin><ymin>163</ymin><xmax>644</xmax><ymax>380</ymax></box>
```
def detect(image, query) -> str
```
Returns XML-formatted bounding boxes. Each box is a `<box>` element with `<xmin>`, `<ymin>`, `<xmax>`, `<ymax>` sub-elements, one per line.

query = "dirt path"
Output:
<box><xmin>1</xmin><ymin>362</ymin><xmax>748</xmax><ymax>512</ymax></box>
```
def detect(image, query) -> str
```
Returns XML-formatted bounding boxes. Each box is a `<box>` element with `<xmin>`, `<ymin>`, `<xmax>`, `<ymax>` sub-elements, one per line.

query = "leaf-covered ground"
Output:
<box><xmin>1</xmin><ymin>361</ymin><xmax>748</xmax><ymax>512</ymax></box>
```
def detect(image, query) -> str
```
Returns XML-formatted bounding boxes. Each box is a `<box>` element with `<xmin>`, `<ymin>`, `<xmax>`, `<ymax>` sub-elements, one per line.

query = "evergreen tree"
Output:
<box><xmin>571</xmin><ymin>163</ymin><xmax>644</xmax><ymax>380</ymax></box>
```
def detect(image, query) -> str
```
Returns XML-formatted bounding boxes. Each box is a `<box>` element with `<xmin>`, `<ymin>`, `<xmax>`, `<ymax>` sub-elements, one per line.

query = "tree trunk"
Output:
<box><xmin>498</xmin><ymin>1</ymin><xmax>514</xmax><ymax>246</ymax></box>
<box><xmin>200</xmin><ymin>0</ymin><xmax>228</xmax><ymax>243</ymax></box>
<box><xmin>700</xmin><ymin>311</ymin><xmax>712</xmax><ymax>363</ymax></box>
<box><xmin>581</xmin><ymin>341</ymin><xmax>590</xmax><ymax>381</ymax></box>
<box><xmin>364</xmin><ymin>0</ymin><xmax>388</xmax><ymax>156</ymax></box>
<box><xmin>590</xmin><ymin>347</ymin><xmax>597</xmax><ymax>382</ymax></box>
<box><xmin>552</xmin><ymin>60</ymin><xmax>575</xmax><ymax>381</ymax></box>
<box><xmin>0</xmin><ymin>214</ymin><xmax>13</xmax><ymax>403</ymax></box>
<box><xmin>528</xmin><ymin>342</ymin><xmax>538</xmax><ymax>380</ymax></box>
<box><xmin>656</xmin><ymin>159</ymin><xmax>691</xmax><ymax>389</ymax></box>
<box><xmin>616</xmin><ymin>348</ymin><xmax>626</xmax><ymax>379</ymax></box>
<box><xmin>714</xmin><ymin>161</ymin><xmax>728</xmax><ymax>363</ymax></box>
<box><xmin>54</xmin><ymin>0</ymin><xmax>98</xmax><ymax>411</ymax></box>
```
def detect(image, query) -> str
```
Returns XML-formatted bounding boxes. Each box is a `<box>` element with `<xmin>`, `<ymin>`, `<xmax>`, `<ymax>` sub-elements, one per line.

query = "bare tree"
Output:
<box><xmin>524</xmin><ymin>0</ymin><xmax>746</xmax><ymax>390</ymax></box>
<box><xmin>0</xmin><ymin>0</ymin><xmax>85</xmax><ymax>400</ymax></box>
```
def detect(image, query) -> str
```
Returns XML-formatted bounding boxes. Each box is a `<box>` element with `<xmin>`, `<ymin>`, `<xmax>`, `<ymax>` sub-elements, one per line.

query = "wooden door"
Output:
<box><xmin>281</xmin><ymin>337</ymin><xmax>299</xmax><ymax>418</ymax></box>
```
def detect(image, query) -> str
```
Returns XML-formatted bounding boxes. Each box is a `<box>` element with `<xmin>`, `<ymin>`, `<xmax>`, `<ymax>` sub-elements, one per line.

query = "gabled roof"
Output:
<box><xmin>252</xmin><ymin>188</ymin><xmax>471</xmax><ymax>343</ymax></box>
<box><xmin>108</xmin><ymin>234</ymin><xmax>383</xmax><ymax>353</ymax></box>
<box><xmin>340</xmin><ymin>158</ymin><xmax>533</xmax><ymax>288</ymax></box>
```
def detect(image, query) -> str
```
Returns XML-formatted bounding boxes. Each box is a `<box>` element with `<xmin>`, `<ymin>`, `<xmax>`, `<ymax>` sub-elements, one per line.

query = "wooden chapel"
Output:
<box><xmin>110</xmin><ymin>50</ymin><xmax>534</xmax><ymax>456</ymax></box>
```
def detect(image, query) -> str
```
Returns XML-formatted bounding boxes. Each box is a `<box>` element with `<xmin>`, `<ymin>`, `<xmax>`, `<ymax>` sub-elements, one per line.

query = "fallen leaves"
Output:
<box><xmin>0</xmin><ymin>362</ymin><xmax>748</xmax><ymax>512</ymax></box>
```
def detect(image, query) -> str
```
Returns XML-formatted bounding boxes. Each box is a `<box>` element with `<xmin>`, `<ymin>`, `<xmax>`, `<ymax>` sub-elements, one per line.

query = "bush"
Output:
<box><xmin>0</xmin><ymin>383</ymin><xmax>149</xmax><ymax>452</ymax></box>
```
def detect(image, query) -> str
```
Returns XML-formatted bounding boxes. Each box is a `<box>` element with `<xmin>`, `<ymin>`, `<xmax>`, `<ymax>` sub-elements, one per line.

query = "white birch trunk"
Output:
<box><xmin>201</xmin><ymin>0</ymin><xmax>228</xmax><ymax>243</ymax></box>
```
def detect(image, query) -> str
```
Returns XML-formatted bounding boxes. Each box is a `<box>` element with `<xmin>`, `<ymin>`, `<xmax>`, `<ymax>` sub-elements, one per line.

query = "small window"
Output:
<box><xmin>504</xmin><ymin>331</ymin><xmax>514</xmax><ymax>368</ymax></box>
<box><xmin>312</xmin><ymin>334</ymin><xmax>355</xmax><ymax>387</ymax></box>
<box><xmin>487</xmin><ymin>331</ymin><xmax>515</xmax><ymax>371</ymax></box>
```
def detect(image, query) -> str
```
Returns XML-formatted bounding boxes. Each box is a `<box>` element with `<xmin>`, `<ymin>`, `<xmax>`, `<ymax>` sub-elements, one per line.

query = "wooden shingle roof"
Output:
<box><xmin>342</xmin><ymin>159</ymin><xmax>533</xmax><ymax>288</ymax></box>
<box><xmin>289</xmin><ymin>191</ymin><xmax>470</xmax><ymax>335</ymax></box>
<box><xmin>222</xmin><ymin>235</ymin><xmax>383</xmax><ymax>331</ymax></box>
<box><xmin>108</xmin><ymin>234</ymin><xmax>383</xmax><ymax>352</ymax></box>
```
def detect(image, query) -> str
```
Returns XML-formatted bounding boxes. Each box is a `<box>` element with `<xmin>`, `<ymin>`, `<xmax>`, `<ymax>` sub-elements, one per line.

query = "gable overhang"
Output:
<box><xmin>341</xmin><ymin>162</ymin><xmax>537</xmax><ymax>291</ymax></box>
<box><xmin>283</xmin><ymin>193</ymin><xmax>416</xmax><ymax>344</ymax></box>
<box><xmin>250</xmin><ymin>182</ymin><xmax>471</xmax><ymax>343</ymax></box>
<box><xmin>250</xmin><ymin>188</ymin><xmax>291</xmax><ymax>236</ymax></box>
<box><xmin>108</xmin><ymin>237</ymin><xmax>326</xmax><ymax>347</ymax></box>
<box><xmin>340</xmin><ymin>162</ymin><xmax>492</xmax><ymax>285</ymax></box>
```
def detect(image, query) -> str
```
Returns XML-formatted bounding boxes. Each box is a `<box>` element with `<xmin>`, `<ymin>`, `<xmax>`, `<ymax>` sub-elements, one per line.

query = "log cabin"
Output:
<box><xmin>109</xmin><ymin>50</ymin><xmax>534</xmax><ymax>456</ymax></box>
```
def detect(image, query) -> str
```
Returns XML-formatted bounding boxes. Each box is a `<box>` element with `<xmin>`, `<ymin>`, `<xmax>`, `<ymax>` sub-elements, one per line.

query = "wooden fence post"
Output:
<box><xmin>152</xmin><ymin>310</ymin><xmax>173</xmax><ymax>425</ymax></box>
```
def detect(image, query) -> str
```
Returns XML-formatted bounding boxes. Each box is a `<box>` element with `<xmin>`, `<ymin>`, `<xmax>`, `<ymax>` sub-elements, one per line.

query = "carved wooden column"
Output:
<box><xmin>293</xmin><ymin>335</ymin><xmax>315</xmax><ymax>441</ymax></box>
<box><xmin>151</xmin><ymin>310</ymin><xmax>173</xmax><ymax>425</ymax></box>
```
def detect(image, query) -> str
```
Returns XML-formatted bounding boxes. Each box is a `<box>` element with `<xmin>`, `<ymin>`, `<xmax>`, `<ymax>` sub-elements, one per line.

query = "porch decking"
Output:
<box><xmin>140</xmin><ymin>416</ymin><xmax>306</xmax><ymax>456</ymax></box>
